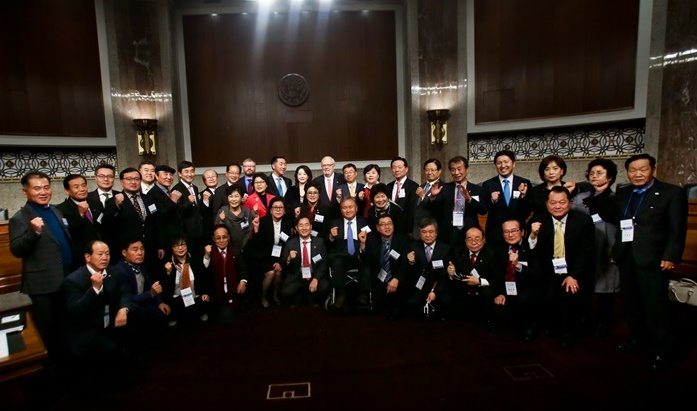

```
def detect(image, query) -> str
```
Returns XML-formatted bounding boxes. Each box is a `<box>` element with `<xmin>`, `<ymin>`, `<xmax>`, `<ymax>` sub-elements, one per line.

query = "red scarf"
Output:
<box><xmin>211</xmin><ymin>245</ymin><xmax>239</xmax><ymax>303</ymax></box>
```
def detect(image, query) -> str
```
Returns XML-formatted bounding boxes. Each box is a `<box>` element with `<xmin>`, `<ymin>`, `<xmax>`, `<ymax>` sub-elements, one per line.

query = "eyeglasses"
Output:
<box><xmin>378</xmin><ymin>222</ymin><xmax>393</xmax><ymax>226</ymax></box>
<box><xmin>96</xmin><ymin>174</ymin><xmax>115</xmax><ymax>179</ymax></box>
<box><xmin>213</xmin><ymin>235</ymin><xmax>229</xmax><ymax>240</ymax></box>
<box><xmin>172</xmin><ymin>243</ymin><xmax>187</xmax><ymax>248</ymax></box>
<box><xmin>503</xmin><ymin>229</ymin><xmax>520</xmax><ymax>235</ymax></box>
<box><xmin>122</xmin><ymin>177</ymin><xmax>141</xmax><ymax>182</ymax></box>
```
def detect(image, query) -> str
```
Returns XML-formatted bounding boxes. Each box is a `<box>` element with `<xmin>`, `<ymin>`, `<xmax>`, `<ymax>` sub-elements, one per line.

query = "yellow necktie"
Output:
<box><xmin>553</xmin><ymin>220</ymin><xmax>565</xmax><ymax>258</ymax></box>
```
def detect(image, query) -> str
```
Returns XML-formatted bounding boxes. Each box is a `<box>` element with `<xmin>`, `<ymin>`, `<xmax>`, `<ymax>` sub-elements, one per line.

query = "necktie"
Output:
<box><xmin>302</xmin><ymin>241</ymin><xmax>311</xmax><ymax>267</ymax></box>
<box><xmin>246</xmin><ymin>178</ymin><xmax>254</xmax><ymax>194</ymax></box>
<box><xmin>470</xmin><ymin>253</ymin><xmax>477</xmax><ymax>267</ymax></box>
<box><xmin>425</xmin><ymin>245</ymin><xmax>432</xmax><ymax>263</ymax></box>
<box><xmin>101</xmin><ymin>192</ymin><xmax>110</xmax><ymax>207</ymax></box>
<box><xmin>131</xmin><ymin>194</ymin><xmax>145</xmax><ymax>221</ymax></box>
<box><xmin>382</xmin><ymin>240</ymin><xmax>391</xmax><ymax>273</ymax></box>
<box><xmin>326</xmin><ymin>178</ymin><xmax>333</xmax><ymax>201</ymax></box>
<box><xmin>363</xmin><ymin>188</ymin><xmax>372</xmax><ymax>218</ymax></box>
<box><xmin>503</xmin><ymin>179</ymin><xmax>511</xmax><ymax>206</ymax></box>
<box><xmin>424</xmin><ymin>182</ymin><xmax>432</xmax><ymax>195</ymax></box>
<box><xmin>188</xmin><ymin>185</ymin><xmax>197</xmax><ymax>204</ymax></box>
<box><xmin>220</xmin><ymin>248</ymin><xmax>227</xmax><ymax>263</ymax></box>
<box><xmin>505</xmin><ymin>246</ymin><xmax>517</xmax><ymax>281</ymax></box>
<box><xmin>277</xmin><ymin>177</ymin><xmax>284</xmax><ymax>197</ymax></box>
<box><xmin>181</xmin><ymin>262</ymin><xmax>192</xmax><ymax>290</ymax></box>
<box><xmin>346</xmin><ymin>221</ymin><xmax>355</xmax><ymax>256</ymax></box>
<box><xmin>394</xmin><ymin>180</ymin><xmax>401</xmax><ymax>202</ymax></box>
<box><xmin>85</xmin><ymin>207</ymin><xmax>94</xmax><ymax>224</ymax></box>
<box><xmin>349</xmin><ymin>184</ymin><xmax>355</xmax><ymax>197</ymax></box>
<box><xmin>455</xmin><ymin>184</ymin><xmax>465</xmax><ymax>211</ymax></box>
<box><xmin>553</xmin><ymin>220</ymin><xmax>565</xmax><ymax>258</ymax></box>
<box><xmin>133</xmin><ymin>266</ymin><xmax>144</xmax><ymax>294</ymax></box>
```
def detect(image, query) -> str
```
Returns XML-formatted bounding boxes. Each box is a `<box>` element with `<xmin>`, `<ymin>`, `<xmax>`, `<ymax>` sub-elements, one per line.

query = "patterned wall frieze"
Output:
<box><xmin>468</xmin><ymin>120</ymin><xmax>646</xmax><ymax>163</ymax></box>
<box><xmin>0</xmin><ymin>149</ymin><xmax>118</xmax><ymax>181</ymax></box>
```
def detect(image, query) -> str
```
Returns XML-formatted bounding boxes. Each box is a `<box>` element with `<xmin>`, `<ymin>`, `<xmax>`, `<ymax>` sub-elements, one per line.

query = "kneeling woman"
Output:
<box><xmin>162</xmin><ymin>237</ymin><xmax>211</xmax><ymax>327</ymax></box>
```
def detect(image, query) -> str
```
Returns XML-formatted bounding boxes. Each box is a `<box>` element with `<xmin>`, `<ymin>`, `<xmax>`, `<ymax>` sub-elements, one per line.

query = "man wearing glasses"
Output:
<box><xmin>313</xmin><ymin>156</ymin><xmax>345</xmax><ymax>220</ymax></box>
<box><xmin>88</xmin><ymin>163</ymin><xmax>120</xmax><ymax>216</ymax></box>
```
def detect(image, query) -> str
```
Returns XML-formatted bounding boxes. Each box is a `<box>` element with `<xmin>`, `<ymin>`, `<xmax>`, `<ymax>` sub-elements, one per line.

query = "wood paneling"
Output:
<box><xmin>0</xmin><ymin>222</ymin><xmax>22</xmax><ymax>295</ymax></box>
<box><xmin>474</xmin><ymin>0</ymin><xmax>639</xmax><ymax>124</ymax></box>
<box><xmin>0</xmin><ymin>0</ymin><xmax>106</xmax><ymax>138</ymax></box>
<box><xmin>183</xmin><ymin>11</ymin><xmax>398</xmax><ymax>166</ymax></box>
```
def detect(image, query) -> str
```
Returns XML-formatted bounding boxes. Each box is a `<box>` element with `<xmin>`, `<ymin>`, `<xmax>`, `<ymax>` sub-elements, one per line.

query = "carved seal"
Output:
<box><xmin>278</xmin><ymin>73</ymin><xmax>309</xmax><ymax>107</ymax></box>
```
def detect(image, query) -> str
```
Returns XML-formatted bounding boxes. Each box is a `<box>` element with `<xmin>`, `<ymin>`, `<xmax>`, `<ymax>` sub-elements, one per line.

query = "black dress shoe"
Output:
<box><xmin>618</xmin><ymin>338</ymin><xmax>641</xmax><ymax>352</ymax></box>
<box><xmin>649</xmin><ymin>355</ymin><xmax>669</xmax><ymax>371</ymax></box>
<box><xmin>522</xmin><ymin>327</ymin><xmax>535</xmax><ymax>341</ymax></box>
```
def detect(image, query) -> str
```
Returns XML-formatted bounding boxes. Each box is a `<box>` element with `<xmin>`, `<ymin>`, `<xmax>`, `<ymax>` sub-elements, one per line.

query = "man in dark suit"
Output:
<box><xmin>612</xmin><ymin>154</ymin><xmax>687</xmax><ymax>370</ymax></box>
<box><xmin>56</xmin><ymin>174</ymin><xmax>102</xmax><ymax>253</ymax></box>
<box><xmin>87</xmin><ymin>163</ymin><xmax>120</xmax><ymax>217</ymax></box>
<box><xmin>203</xmin><ymin>225</ymin><xmax>249</xmax><ymax>321</ymax></box>
<box><xmin>481</xmin><ymin>150</ymin><xmax>532</xmax><ymax>246</ymax></box>
<box><xmin>445</xmin><ymin>227</ymin><xmax>497</xmax><ymax>326</ymax></box>
<box><xmin>267</xmin><ymin>156</ymin><xmax>293</xmax><ymax>198</ymax></box>
<box><xmin>171</xmin><ymin>160</ymin><xmax>204</xmax><ymax>258</ymax></box>
<box><xmin>336</xmin><ymin>163</ymin><xmax>365</xmax><ymax>201</ymax></box>
<box><xmin>492</xmin><ymin>219</ymin><xmax>542</xmax><ymax>340</ymax></box>
<box><xmin>280</xmin><ymin>215</ymin><xmax>330</xmax><ymax>305</ymax></box>
<box><xmin>145</xmin><ymin>164</ymin><xmax>182</xmax><ymax>244</ymax></box>
<box><xmin>327</xmin><ymin>197</ymin><xmax>370</xmax><ymax>310</ymax></box>
<box><xmin>10</xmin><ymin>171</ymin><xmax>78</xmax><ymax>358</ymax></box>
<box><xmin>358</xmin><ymin>214</ymin><xmax>409</xmax><ymax>315</ymax></box>
<box><xmin>528</xmin><ymin>186</ymin><xmax>595</xmax><ymax>346</ymax></box>
<box><xmin>313</xmin><ymin>155</ymin><xmax>345</xmax><ymax>219</ymax></box>
<box><xmin>199</xmin><ymin>169</ymin><xmax>220</xmax><ymax>245</ymax></box>
<box><xmin>386</xmin><ymin>156</ymin><xmax>419</xmax><ymax>220</ymax></box>
<box><xmin>241</xmin><ymin>158</ymin><xmax>257</xmax><ymax>194</ymax></box>
<box><xmin>211</xmin><ymin>163</ymin><xmax>245</xmax><ymax>214</ymax></box>
<box><xmin>426</xmin><ymin>156</ymin><xmax>487</xmax><ymax>246</ymax></box>
<box><xmin>62</xmin><ymin>240</ymin><xmax>130</xmax><ymax>362</ymax></box>
<box><xmin>411</xmin><ymin>158</ymin><xmax>443</xmax><ymax>239</ymax></box>
<box><xmin>404</xmin><ymin>218</ymin><xmax>451</xmax><ymax>318</ymax></box>
<box><xmin>102</xmin><ymin>168</ymin><xmax>164</xmax><ymax>273</ymax></box>
<box><xmin>139</xmin><ymin>160</ymin><xmax>157</xmax><ymax>196</ymax></box>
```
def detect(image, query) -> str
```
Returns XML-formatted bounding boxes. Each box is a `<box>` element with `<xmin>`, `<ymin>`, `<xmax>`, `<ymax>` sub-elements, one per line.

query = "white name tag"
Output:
<box><xmin>505</xmin><ymin>281</ymin><xmax>518</xmax><ymax>296</ymax></box>
<box><xmin>471</xmin><ymin>195</ymin><xmax>480</xmax><ymax>202</ymax></box>
<box><xmin>513</xmin><ymin>190</ymin><xmax>521</xmax><ymax>199</ymax></box>
<box><xmin>469</xmin><ymin>268</ymin><xmax>480</xmax><ymax>278</ymax></box>
<box><xmin>280</xmin><ymin>232</ymin><xmax>289</xmax><ymax>242</ymax></box>
<box><xmin>452</xmin><ymin>212</ymin><xmax>464</xmax><ymax>227</ymax></box>
<box><xmin>311</xmin><ymin>230</ymin><xmax>318</xmax><ymax>237</ymax></box>
<box><xmin>181</xmin><ymin>287</ymin><xmax>195</xmax><ymax>307</ymax></box>
<box><xmin>312</xmin><ymin>254</ymin><xmax>322</xmax><ymax>263</ymax></box>
<box><xmin>1</xmin><ymin>315</ymin><xmax>20</xmax><ymax>324</ymax></box>
<box><xmin>398</xmin><ymin>188</ymin><xmax>406</xmax><ymax>198</ymax></box>
<box><xmin>314</xmin><ymin>214</ymin><xmax>324</xmax><ymax>223</ymax></box>
<box><xmin>378</xmin><ymin>269</ymin><xmax>390</xmax><ymax>283</ymax></box>
<box><xmin>96</xmin><ymin>213</ymin><xmax>103</xmax><ymax>224</ymax></box>
<box><xmin>591</xmin><ymin>213</ymin><xmax>602</xmax><ymax>224</ymax></box>
<box><xmin>103</xmin><ymin>306</ymin><xmax>110</xmax><ymax>328</ymax></box>
<box><xmin>415</xmin><ymin>275</ymin><xmax>426</xmax><ymax>290</ymax></box>
<box><xmin>432</xmin><ymin>260</ymin><xmax>444</xmax><ymax>269</ymax></box>
<box><xmin>223</xmin><ymin>277</ymin><xmax>228</xmax><ymax>294</ymax></box>
<box><xmin>620</xmin><ymin>218</ymin><xmax>634</xmax><ymax>242</ymax></box>
<box><xmin>301</xmin><ymin>266</ymin><xmax>312</xmax><ymax>279</ymax></box>
<box><xmin>389</xmin><ymin>249</ymin><xmax>400</xmax><ymax>260</ymax></box>
<box><xmin>240</xmin><ymin>221</ymin><xmax>249</xmax><ymax>229</ymax></box>
<box><xmin>360</xmin><ymin>225</ymin><xmax>371</xmax><ymax>233</ymax></box>
<box><xmin>148</xmin><ymin>204</ymin><xmax>157</xmax><ymax>213</ymax></box>
<box><xmin>271</xmin><ymin>245</ymin><xmax>282</xmax><ymax>257</ymax></box>
<box><xmin>62</xmin><ymin>218</ymin><xmax>69</xmax><ymax>226</ymax></box>
<box><xmin>552</xmin><ymin>258</ymin><xmax>568</xmax><ymax>274</ymax></box>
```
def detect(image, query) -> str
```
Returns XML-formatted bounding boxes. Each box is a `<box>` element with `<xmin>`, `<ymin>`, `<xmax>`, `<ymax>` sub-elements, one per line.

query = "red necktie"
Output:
<box><xmin>394</xmin><ymin>180</ymin><xmax>401</xmax><ymax>202</ymax></box>
<box><xmin>470</xmin><ymin>253</ymin><xmax>477</xmax><ymax>267</ymax></box>
<box><xmin>505</xmin><ymin>246</ymin><xmax>517</xmax><ymax>281</ymax></box>
<box><xmin>302</xmin><ymin>241</ymin><xmax>311</xmax><ymax>267</ymax></box>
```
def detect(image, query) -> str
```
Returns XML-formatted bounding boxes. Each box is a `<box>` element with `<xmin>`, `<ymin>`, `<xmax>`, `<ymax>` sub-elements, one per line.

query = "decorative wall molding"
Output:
<box><xmin>0</xmin><ymin>149</ymin><xmax>118</xmax><ymax>181</ymax></box>
<box><xmin>468</xmin><ymin>120</ymin><xmax>645</xmax><ymax>163</ymax></box>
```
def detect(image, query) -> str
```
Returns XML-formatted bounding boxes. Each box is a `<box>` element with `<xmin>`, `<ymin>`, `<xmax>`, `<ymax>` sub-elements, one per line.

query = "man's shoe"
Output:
<box><xmin>522</xmin><ymin>327</ymin><xmax>535</xmax><ymax>341</ymax></box>
<box><xmin>649</xmin><ymin>355</ymin><xmax>669</xmax><ymax>371</ymax></box>
<box><xmin>618</xmin><ymin>338</ymin><xmax>641</xmax><ymax>353</ymax></box>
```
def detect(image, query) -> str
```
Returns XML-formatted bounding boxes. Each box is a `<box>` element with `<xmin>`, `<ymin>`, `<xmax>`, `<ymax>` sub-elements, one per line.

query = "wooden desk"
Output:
<box><xmin>0</xmin><ymin>221</ymin><xmax>23</xmax><ymax>294</ymax></box>
<box><xmin>0</xmin><ymin>312</ymin><xmax>47</xmax><ymax>383</ymax></box>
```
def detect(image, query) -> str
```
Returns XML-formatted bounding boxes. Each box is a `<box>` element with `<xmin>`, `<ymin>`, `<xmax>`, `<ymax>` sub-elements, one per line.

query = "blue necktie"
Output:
<box><xmin>503</xmin><ymin>179</ymin><xmax>511</xmax><ymax>206</ymax></box>
<box><xmin>346</xmin><ymin>222</ymin><xmax>355</xmax><ymax>256</ymax></box>
<box><xmin>276</xmin><ymin>177</ymin><xmax>284</xmax><ymax>197</ymax></box>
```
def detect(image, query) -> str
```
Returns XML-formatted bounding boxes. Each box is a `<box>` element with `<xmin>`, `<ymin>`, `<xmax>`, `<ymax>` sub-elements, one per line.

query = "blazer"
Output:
<box><xmin>244</xmin><ymin>192</ymin><xmax>276</xmax><ymax>219</ymax></box>
<box><xmin>481</xmin><ymin>175</ymin><xmax>533</xmax><ymax>244</ymax></box>
<box><xmin>405</xmin><ymin>241</ymin><xmax>451</xmax><ymax>295</ymax></box>
<box><xmin>87</xmin><ymin>189</ymin><xmax>120</xmax><ymax>217</ymax></box>
<box><xmin>160</xmin><ymin>256</ymin><xmax>212</xmax><ymax>304</ymax></box>
<box><xmin>366</xmin><ymin>201</ymin><xmax>408</xmax><ymax>237</ymax></box>
<box><xmin>245</xmin><ymin>214</ymin><xmax>295</xmax><ymax>261</ymax></box>
<box><xmin>56</xmin><ymin>197</ymin><xmax>102</xmax><ymax>253</ymax></box>
<box><xmin>266</xmin><ymin>174</ymin><xmax>294</xmax><ymax>198</ymax></box>
<box><xmin>282</xmin><ymin>236</ymin><xmax>328</xmax><ymax>281</ymax></box>
<box><xmin>359</xmin><ymin>232</ymin><xmax>410</xmax><ymax>282</ymax></box>
<box><xmin>210</xmin><ymin>181</ymin><xmax>246</xmax><ymax>215</ymax></box>
<box><xmin>208</xmin><ymin>243</ymin><xmax>248</xmax><ymax>303</ymax></box>
<box><xmin>426</xmin><ymin>181</ymin><xmax>487</xmax><ymax>241</ymax></box>
<box><xmin>10</xmin><ymin>203</ymin><xmax>76</xmax><ymax>294</ymax></box>
<box><xmin>386</xmin><ymin>177</ymin><xmax>419</xmax><ymax>216</ymax></box>
<box><xmin>62</xmin><ymin>265</ymin><xmax>130</xmax><ymax>356</ymax></box>
<box><xmin>102</xmin><ymin>191</ymin><xmax>164</xmax><ymax>256</ymax></box>
<box><xmin>171</xmin><ymin>181</ymin><xmax>204</xmax><ymax>241</ymax></box>
<box><xmin>611</xmin><ymin>179</ymin><xmax>687</xmax><ymax>268</ymax></box>
<box><xmin>114</xmin><ymin>260</ymin><xmax>162</xmax><ymax>306</ymax></box>
<box><xmin>449</xmin><ymin>243</ymin><xmax>497</xmax><ymax>289</ymax></box>
<box><xmin>337</xmin><ymin>182</ymin><xmax>365</xmax><ymax>200</ymax></box>
<box><xmin>327</xmin><ymin>216</ymin><xmax>370</xmax><ymax>255</ymax></box>
<box><xmin>491</xmin><ymin>240</ymin><xmax>541</xmax><ymax>297</ymax></box>
<box><xmin>313</xmin><ymin>174</ymin><xmax>345</xmax><ymax>217</ymax></box>
<box><xmin>529</xmin><ymin>210</ymin><xmax>596</xmax><ymax>283</ymax></box>
<box><xmin>145</xmin><ymin>184</ymin><xmax>183</xmax><ymax>242</ymax></box>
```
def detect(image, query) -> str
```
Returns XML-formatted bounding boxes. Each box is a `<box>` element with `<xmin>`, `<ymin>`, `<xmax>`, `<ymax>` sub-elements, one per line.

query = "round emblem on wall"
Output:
<box><xmin>278</xmin><ymin>73</ymin><xmax>309</xmax><ymax>107</ymax></box>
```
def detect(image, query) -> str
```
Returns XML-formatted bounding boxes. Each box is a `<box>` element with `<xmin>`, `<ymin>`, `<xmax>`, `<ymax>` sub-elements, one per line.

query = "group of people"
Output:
<box><xmin>8</xmin><ymin>151</ymin><xmax>687</xmax><ymax>374</ymax></box>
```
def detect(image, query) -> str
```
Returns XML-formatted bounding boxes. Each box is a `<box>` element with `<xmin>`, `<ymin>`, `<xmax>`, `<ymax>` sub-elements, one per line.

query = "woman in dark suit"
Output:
<box><xmin>286</xmin><ymin>165</ymin><xmax>313</xmax><ymax>218</ymax></box>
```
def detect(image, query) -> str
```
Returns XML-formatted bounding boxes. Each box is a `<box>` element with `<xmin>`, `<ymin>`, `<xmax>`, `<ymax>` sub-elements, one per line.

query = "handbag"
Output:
<box><xmin>668</xmin><ymin>278</ymin><xmax>697</xmax><ymax>306</ymax></box>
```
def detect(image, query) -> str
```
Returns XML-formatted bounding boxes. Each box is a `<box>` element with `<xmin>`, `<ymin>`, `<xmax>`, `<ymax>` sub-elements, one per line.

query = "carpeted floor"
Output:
<box><xmin>8</xmin><ymin>303</ymin><xmax>697</xmax><ymax>410</ymax></box>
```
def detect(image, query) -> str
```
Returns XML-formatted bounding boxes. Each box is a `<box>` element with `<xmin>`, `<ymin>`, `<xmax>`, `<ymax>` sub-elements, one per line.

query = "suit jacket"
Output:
<box><xmin>266</xmin><ymin>174</ymin><xmax>293</xmax><ymax>198</ymax></box>
<box><xmin>171</xmin><ymin>181</ymin><xmax>204</xmax><ymax>242</ymax></box>
<box><xmin>244</xmin><ymin>192</ymin><xmax>276</xmax><ymax>219</ymax></box>
<box><xmin>360</xmin><ymin>232</ymin><xmax>409</xmax><ymax>282</ymax></box>
<box><xmin>208</xmin><ymin>243</ymin><xmax>248</xmax><ymax>303</ymax></box>
<box><xmin>160</xmin><ymin>257</ymin><xmax>212</xmax><ymax>304</ymax></box>
<box><xmin>366</xmin><ymin>201</ymin><xmax>408</xmax><ymax>237</ymax></box>
<box><xmin>405</xmin><ymin>241</ymin><xmax>451</xmax><ymax>296</ymax></box>
<box><xmin>386</xmin><ymin>177</ymin><xmax>419</xmax><ymax>217</ymax></box>
<box><xmin>411</xmin><ymin>180</ymin><xmax>443</xmax><ymax>238</ymax></box>
<box><xmin>611</xmin><ymin>179</ymin><xmax>687</xmax><ymax>268</ymax></box>
<box><xmin>87</xmin><ymin>189</ymin><xmax>120</xmax><ymax>217</ymax></box>
<box><xmin>9</xmin><ymin>203</ymin><xmax>76</xmax><ymax>294</ymax></box>
<box><xmin>426</xmin><ymin>181</ymin><xmax>487</xmax><ymax>243</ymax></box>
<box><xmin>448</xmin><ymin>244</ymin><xmax>496</xmax><ymax>291</ymax></box>
<box><xmin>144</xmin><ymin>184</ymin><xmax>183</xmax><ymax>241</ymax></box>
<box><xmin>56</xmin><ymin>197</ymin><xmax>102</xmax><ymax>253</ymax></box>
<box><xmin>114</xmin><ymin>260</ymin><xmax>162</xmax><ymax>307</ymax></box>
<box><xmin>102</xmin><ymin>192</ymin><xmax>163</xmax><ymax>257</ymax></box>
<box><xmin>245</xmin><ymin>214</ymin><xmax>294</xmax><ymax>262</ymax></box>
<box><xmin>313</xmin><ymin>174</ymin><xmax>345</xmax><ymax>218</ymax></box>
<box><xmin>491</xmin><ymin>240</ymin><xmax>541</xmax><ymax>297</ymax></box>
<box><xmin>327</xmin><ymin>216</ymin><xmax>370</xmax><ymax>255</ymax></box>
<box><xmin>337</xmin><ymin>182</ymin><xmax>365</xmax><ymax>200</ymax></box>
<box><xmin>62</xmin><ymin>265</ymin><xmax>130</xmax><ymax>356</ymax></box>
<box><xmin>529</xmin><ymin>210</ymin><xmax>595</xmax><ymax>284</ymax></box>
<box><xmin>211</xmin><ymin>181</ymin><xmax>245</xmax><ymax>215</ymax></box>
<box><xmin>481</xmin><ymin>175</ymin><xmax>532</xmax><ymax>244</ymax></box>
<box><xmin>282</xmin><ymin>236</ymin><xmax>328</xmax><ymax>281</ymax></box>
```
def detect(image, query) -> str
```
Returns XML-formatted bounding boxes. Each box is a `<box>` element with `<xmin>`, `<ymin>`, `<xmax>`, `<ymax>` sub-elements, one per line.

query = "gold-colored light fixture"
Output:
<box><xmin>134</xmin><ymin>119</ymin><xmax>157</xmax><ymax>156</ymax></box>
<box><xmin>427</xmin><ymin>109</ymin><xmax>450</xmax><ymax>145</ymax></box>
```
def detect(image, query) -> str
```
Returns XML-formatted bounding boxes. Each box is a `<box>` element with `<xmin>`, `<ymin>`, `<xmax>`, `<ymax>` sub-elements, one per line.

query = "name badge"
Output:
<box><xmin>432</xmin><ymin>260</ymin><xmax>444</xmax><ymax>269</ymax></box>
<box><xmin>415</xmin><ymin>275</ymin><xmax>426</xmax><ymax>290</ymax></box>
<box><xmin>96</xmin><ymin>213</ymin><xmax>103</xmax><ymax>224</ymax></box>
<box><xmin>311</xmin><ymin>230</ymin><xmax>318</xmax><ymax>237</ymax></box>
<box><xmin>103</xmin><ymin>306</ymin><xmax>110</xmax><ymax>328</ymax></box>
<box><xmin>223</xmin><ymin>277</ymin><xmax>228</xmax><ymax>294</ymax></box>
<box><xmin>620</xmin><ymin>218</ymin><xmax>634</xmax><ymax>242</ymax></box>
<box><xmin>469</xmin><ymin>268</ymin><xmax>480</xmax><ymax>278</ymax></box>
<box><xmin>62</xmin><ymin>218</ymin><xmax>69</xmax><ymax>226</ymax></box>
<box><xmin>148</xmin><ymin>204</ymin><xmax>157</xmax><ymax>213</ymax></box>
<box><xmin>552</xmin><ymin>258</ymin><xmax>568</xmax><ymax>274</ymax></box>
<box><xmin>301</xmin><ymin>266</ymin><xmax>312</xmax><ymax>279</ymax></box>
<box><xmin>389</xmin><ymin>249</ymin><xmax>400</xmax><ymax>260</ymax></box>
<box><xmin>240</xmin><ymin>220</ymin><xmax>249</xmax><ymax>229</ymax></box>
<box><xmin>360</xmin><ymin>225</ymin><xmax>371</xmax><ymax>233</ymax></box>
<box><xmin>378</xmin><ymin>269</ymin><xmax>391</xmax><ymax>283</ymax></box>
<box><xmin>312</xmin><ymin>254</ymin><xmax>322</xmax><ymax>263</ymax></box>
<box><xmin>505</xmin><ymin>281</ymin><xmax>518</xmax><ymax>296</ymax></box>
<box><xmin>513</xmin><ymin>190</ymin><xmax>521</xmax><ymax>199</ymax></box>
<box><xmin>398</xmin><ymin>188</ymin><xmax>406</xmax><ymax>198</ymax></box>
<box><xmin>314</xmin><ymin>214</ymin><xmax>325</xmax><ymax>223</ymax></box>
<box><xmin>181</xmin><ymin>287</ymin><xmax>196</xmax><ymax>307</ymax></box>
<box><xmin>591</xmin><ymin>213</ymin><xmax>602</xmax><ymax>224</ymax></box>
<box><xmin>471</xmin><ymin>195</ymin><xmax>480</xmax><ymax>202</ymax></box>
<box><xmin>280</xmin><ymin>232</ymin><xmax>289</xmax><ymax>242</ymax></box>
<box><xmin>271</xmin><ymin>245</ymin><xmax>282</xmax><ymax>257</ymax></box>
<box><xmin>452</xmin><ymin>212</ymin><xmax>464</xmax><ymax>227</ymax></box>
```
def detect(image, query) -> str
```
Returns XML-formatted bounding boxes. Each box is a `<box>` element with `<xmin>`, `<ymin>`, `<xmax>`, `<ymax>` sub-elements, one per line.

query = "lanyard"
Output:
<box><xmin>623</xmin><ymin>189</ymin><xmax>647</xmax><ymax>219</ymax></box>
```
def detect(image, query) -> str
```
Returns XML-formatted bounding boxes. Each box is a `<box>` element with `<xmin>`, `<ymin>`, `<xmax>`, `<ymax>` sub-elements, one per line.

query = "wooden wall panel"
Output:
<box><xmin>474</xmin><ymin>0</ymin><xmax>639</xmax><ymax>124</ymax></box>
<box><xmin>183</xmin><ymin>11</ymin><xmax>398</xmax><ymax>166</ymax></box>
<box><xmin>0</xmin><ymin>0</ymin><xmax>106</xmax><ymax>138</ymax></box>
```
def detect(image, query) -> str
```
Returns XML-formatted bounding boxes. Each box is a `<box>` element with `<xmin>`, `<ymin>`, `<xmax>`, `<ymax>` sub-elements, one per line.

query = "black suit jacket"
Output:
<box><xmin>87</xmin><ymin>189</ymin><xmax>120</xmax><ymax>217</ymax></box>
<box><xmin>62</xmin><ymin>265</ymin><xmax>130</xmax><ymax>356</ymax></box>
<box><xmin>171</xmin><ymin>181</ymin><xmax>204</xmax><ymax>244</ymax></box>
<box><xmin>449</xmin><ymin>244</ymin><xmax>496</xmax><ymax>289</ymax></box>
<box><xmin>386</xmin><ymin>178</ymin><xmax>419</xmax><ymax>216</ymax></box>
<box><xmin>426</xmin><ymin>181</ymin><xmax>487</xmax><ymax>243</ymax></box>
<box><xmin>56</xmin><ymin>198</ymin><xmax>102</xmax><ymax>253</ymax></box>
<box><xmin>611</xmin><ymin>179</ymin><xmax>687</xmax><ymax>267</ymax></box>
<box><xmin>313</xmin><ymin>174</ymin><xmax>345</xmax><ymax>218</ymax></box>
<box><xmin>481</xmin><ymin>175</ymin><xmax>532</xmax><ymax>244</ymax></box>
<box><xmin>266</xmin><ymin>174</ymin><xmax>293</xmax><ymax>198</ymax></box>
<box><xmin>145</xmin><ymin>184</ymin><xmax>183</xmax><ymax>242</ymax></box>
<box><xmin>282</xmin><ymin>236</ymin><xmax>328</xmax><ymax>281</ymax></box>
<box><xmin>114</xmin><ymin>260</ymin><xmax>163</xmax><ymax>307</ymax></box>
<box><xmin>405</xmin><ymin>241</ymin><xmax>451</xmax><ymax>296</ymax></box>
<box><xmin>102</xmin><ymin>192</ymin><xmax>164</xmax><ymax>257</ymax></box>
<box><xmin>327</xmin><ymin>216</ymin><xmax>369</xmax><ymax>254</ymax></box>
<box><xmin>360</xmin><ymin>232</ymin><xmax>409</xmax><ymax>282</ymax></box>
<box><xmin>211</xmin><ymin>181</ymin><xmax>245</xmax><ymax>215</ymax></box>
<box><xmin>491</xmin><ymin>240</ymin><xmax>541</xmax><ymax>298</ymax></box>
<box><xmin>245</xmin><ymin>214</ymin><xmax>295</xmax><ymax>261</ymax></box>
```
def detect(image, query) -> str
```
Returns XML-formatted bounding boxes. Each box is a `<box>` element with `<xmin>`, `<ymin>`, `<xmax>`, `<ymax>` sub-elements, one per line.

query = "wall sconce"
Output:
<box><xmin>427</xmin><ymin>109</ymin><xmax>450</xmax><ymax>145</ymax></box>
<box><xmin>134</xmin><ymin>119</ymin><xmax>157</xmax><ymax>156</ymax></box>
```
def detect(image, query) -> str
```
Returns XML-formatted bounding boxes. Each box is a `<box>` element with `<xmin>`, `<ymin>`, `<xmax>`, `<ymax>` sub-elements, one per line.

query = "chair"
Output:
<box><xmin>324</xmin><ymin>268</ymin><xmax>373</xmax><ymax>312</ymax></box>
